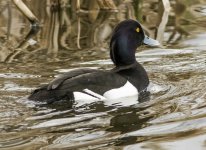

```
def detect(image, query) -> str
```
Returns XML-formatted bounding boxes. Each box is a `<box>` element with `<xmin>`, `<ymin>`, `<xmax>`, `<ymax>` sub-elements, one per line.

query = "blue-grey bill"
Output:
<box><xmin>143</xmin><ymin>35</ymin><xmax>160</xmax><ymax>46</ymax></box>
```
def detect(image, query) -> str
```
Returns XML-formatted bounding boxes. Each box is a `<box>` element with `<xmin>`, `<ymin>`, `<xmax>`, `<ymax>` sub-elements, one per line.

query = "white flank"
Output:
<box><xmin>103</xmin><ymin>81</ymin><xmax>138</xmax><ymax>99</ymax></box>
<box><xmin>73</xmin><ymin>89</ymin><xmax>106</xmax><ymax>101</ymax></box>
<box><xmin>73</xmin><ymin>92</ymin><xmax>99</xmax><ymax>101</ymax></box>
<box><xmin>73</xmin><ymin>81</ymin><xmax>138</xmax><ymax>103</ymax></box>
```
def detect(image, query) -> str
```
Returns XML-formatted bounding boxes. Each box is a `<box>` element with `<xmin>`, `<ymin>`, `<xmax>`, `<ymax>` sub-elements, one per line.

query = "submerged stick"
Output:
<box><xmin>5</xmin><ymin>0</ymin><xmax>40</xmax><ymax>62</ymax></box>
<box><xmin>12</xmin><ymin>0</ymin><xmax>40</xmax><ymax>48</ymax></box>
<box><xmin>13</xmin><ymin>0</ymin><xmax>38</xmax><ymax>24</ymax></box>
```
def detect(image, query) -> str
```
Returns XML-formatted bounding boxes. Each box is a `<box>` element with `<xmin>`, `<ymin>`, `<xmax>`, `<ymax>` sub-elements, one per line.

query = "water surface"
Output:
<box><xmin>0</xmin><ymin>0</ymin><xmax>206</xmax><ymax>149</ymax></box>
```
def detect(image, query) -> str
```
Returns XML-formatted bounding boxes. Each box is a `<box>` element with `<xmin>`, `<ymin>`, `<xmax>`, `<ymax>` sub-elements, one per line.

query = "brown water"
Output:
<box><xmin>0</xmin><ymin>0</ymin><xmax>206</xmax><ymax>149</ymax></box>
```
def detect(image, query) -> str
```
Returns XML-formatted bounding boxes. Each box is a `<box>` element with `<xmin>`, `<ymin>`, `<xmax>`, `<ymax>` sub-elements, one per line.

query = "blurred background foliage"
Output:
<box><xmin>0</xmin><ymin>0</ymin><xmax>205</xmax><ymax>62</ymax></box>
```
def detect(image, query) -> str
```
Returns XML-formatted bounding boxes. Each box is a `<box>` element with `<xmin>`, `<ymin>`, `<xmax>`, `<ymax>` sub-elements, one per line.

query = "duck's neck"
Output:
<box><xmin>111</xmin><ymin>62</ymin><xmax>137</xmax><ymax>72</ymax></box>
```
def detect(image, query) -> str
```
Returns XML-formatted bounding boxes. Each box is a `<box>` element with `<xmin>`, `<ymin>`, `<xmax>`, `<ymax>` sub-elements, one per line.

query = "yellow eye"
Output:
<box><xmin>136</xmin><ymin>27</ymin><xmax>140</xmax><ymax>32</ymax></box>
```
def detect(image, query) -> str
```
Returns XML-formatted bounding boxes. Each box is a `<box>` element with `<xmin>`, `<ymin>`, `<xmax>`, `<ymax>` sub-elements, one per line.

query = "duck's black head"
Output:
<box><xmin>110</xmin><ymin>19</ymin><xmax>159</xmax><ymax>66</ymax></box>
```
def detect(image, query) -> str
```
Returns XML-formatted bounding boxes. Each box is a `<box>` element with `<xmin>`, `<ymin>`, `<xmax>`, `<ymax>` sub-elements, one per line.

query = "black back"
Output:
<box><xmin>29</xmin><ymin>69</ymin><xmax>127</xmax><ymax>103</ymax></box>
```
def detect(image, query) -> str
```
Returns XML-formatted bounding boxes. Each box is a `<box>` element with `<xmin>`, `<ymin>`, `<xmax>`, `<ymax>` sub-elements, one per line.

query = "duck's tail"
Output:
<box><xmin>28</xmin><ymin>85</ymin><xmax>74</xmax><ymax>105</ymax></box>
